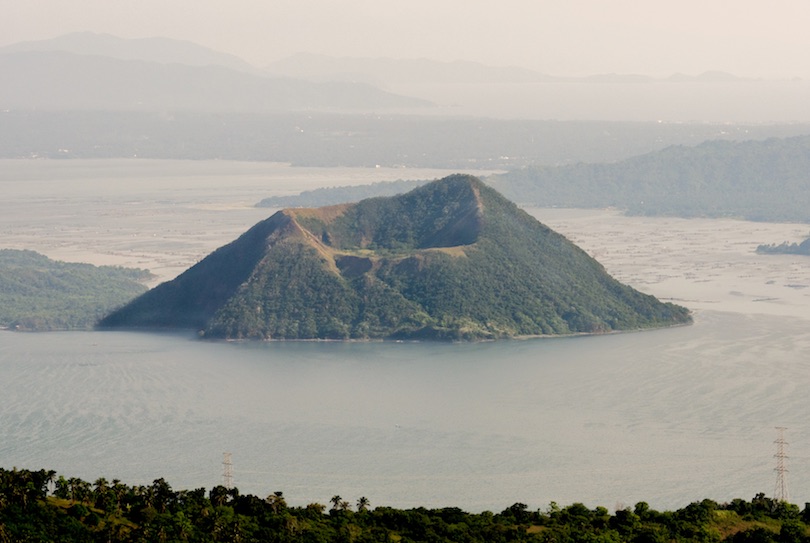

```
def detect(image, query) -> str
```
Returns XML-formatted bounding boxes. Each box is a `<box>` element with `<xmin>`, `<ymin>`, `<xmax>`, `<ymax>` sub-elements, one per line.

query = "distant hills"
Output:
<box><xmin>0</xmin><ymin>249</ymin><xmax>150</xmax><ymax>331</ymax></box>
<box><xmin>0</xmin><ymin>33</ymin><xmax>775</xmax><ymax>114</ymax></box>
<box><xmin>262</xmin><ymin>135</ymin><xmax>810</xmax><ymax>223</ymax></box>
<box><xmin>498</xmin><ymin>135</ymin><xmax>810</xmax><ymax>222</ymax></box>
<box><xmin>100</xmin><ymin>176</ymin><xmax>690</xmax><ymax>340</ymax></box>
<box><xmin>261</xmin><ymin>53</ymin><xmax>802</xmax><ymax>122</ymax></box>
<box><xmin>264</xmin><ymin>53</ymin><xmax>555</xmax><ymax>85</ymax></box>
<box><xmin>0</xmin><ymin>32</ymin><xmax>257</xmax><ymax>72</ymax></box>
<box><xmin>265</xmin><ymin>52</ymin><xmax>760</xmax><ymax>87</ymax></box>
<box><xmin>0</xmin><ymin>33</ymin><xmax>431</xmax><ymax>112</ymax></box>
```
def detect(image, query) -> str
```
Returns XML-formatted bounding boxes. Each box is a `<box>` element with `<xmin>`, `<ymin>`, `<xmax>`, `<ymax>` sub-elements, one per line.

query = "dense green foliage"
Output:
<box><xmin>267</xmin><ymin>135</ymin><xmax>810</xmax><ymax>224</ymax></box>
<box><xmin>294</xmin><ymin>176</ymin><xmax>483</xmax><ymax>251</ymax></box>
<box><xmin>2</xmin><ymin>467</ymin><xmax>810</xmax><ymax>542</ymax></box>
<box><xmin>101</xmin><ymin>176</ymin><xmax>689</xmax><ymax>340</ymax></box>
<box><xmin>757</xmin><ymin>237</ymin><xmax>810</xmax><ymax>255</ymax></box>
<box><xmin>206</xmin><ymin>242</ymin><xmax>437</xmax><ymax>340</ymax></box>
<box><xmin>0</xmin><ymin>249</ymin><xmax>150</xmax><ymax>331</ymax></box>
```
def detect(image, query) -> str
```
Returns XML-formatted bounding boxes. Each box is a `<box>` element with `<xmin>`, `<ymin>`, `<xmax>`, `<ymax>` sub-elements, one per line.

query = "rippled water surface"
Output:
<box><xmin>1</xmin><ymin>160</ymin><xmax>809</xmax><ymax>512</ymax></box>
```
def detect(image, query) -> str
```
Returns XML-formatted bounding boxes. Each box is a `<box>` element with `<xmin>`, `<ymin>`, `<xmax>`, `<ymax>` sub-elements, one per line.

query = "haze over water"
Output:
<box><xmin>1</xmin><ymin>160</ymin><xmax>809</xmax><ymax>512</ymax></box>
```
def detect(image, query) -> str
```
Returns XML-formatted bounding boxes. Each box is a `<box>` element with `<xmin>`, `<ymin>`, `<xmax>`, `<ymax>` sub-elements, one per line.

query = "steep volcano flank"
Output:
<box><xmin>98</xmin><ymin>212</ymin><xmax>298</xmax><ymax>330</ymax></box>
<box><xmin>293</xmin><ymin>174</ymin><xmax>484</xmax><ymax>252</ymax></box>
<box><xmin>99</xmin><ymin>174</ymin><xmax>691</xmax><ymax>340</ymax></box>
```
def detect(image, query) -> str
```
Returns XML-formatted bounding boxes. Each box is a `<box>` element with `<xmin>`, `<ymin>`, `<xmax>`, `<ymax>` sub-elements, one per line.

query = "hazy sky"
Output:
<box><xmin>5</xmin><ymin>0</ymin><xmax>810</xmax><ymax>78</ymax></box>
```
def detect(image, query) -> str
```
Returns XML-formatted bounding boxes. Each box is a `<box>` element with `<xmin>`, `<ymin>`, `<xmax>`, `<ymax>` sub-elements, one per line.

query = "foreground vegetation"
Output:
<box><xmin>2</xmin><ymin>468</ymin><xmax>809</xmax><ymax>542</ymax></box>
<box><xmin>0</xmin><ymin>249</ymin><xmax>150</xmax><ymax>331</ymax></box>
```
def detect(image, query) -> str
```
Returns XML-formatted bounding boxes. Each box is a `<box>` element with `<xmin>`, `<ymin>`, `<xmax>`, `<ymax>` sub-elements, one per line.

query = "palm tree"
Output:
<box><xmin>357</xmin><ymin>496</ymin><xmax>370</xmax><ymax>512</ymax></box>
<box><xmin>40</xmin><ymin>469</ymin><xmax>56</xmax><ymax>496</ymax></box>
<box><xmin>330</xmin><ymin>495</ymin><xmax>342</xmax><ymax>511</ymax></box>
<box><xmin>111</xmin><ymin>479</ymin><xmax>127</xmax><ymax>514</ymax></box>
<box><xmin>93</xmin><ymin>477</ymin><xmax>110</xmax><ymax>510</ymax></box>
<box><xmin>68</xmin><ymin>477</ymin><xmax>91</xmax><ymax>504</ymax></box>
<box><xmin>54</xmin><ymin>476</ymin><xmax>70</xmax><ymax>500</ymax></box>
<box><xmin>210</xmin><ymin>485</ymin><xmax>230</xmax><ymax>508</ymax></box>
<box><xmin>266</xmin><ymin>491</ymin><xmax>287</xmax><ymax>514</ymax></box>
<box><xmin>94</xmin><ymin>477</ymin><xmax>109</xmax><ymax>493</ymax></box>
<box><xmin>150</xmin><ymin>477</ymin><xmax>174</xmax><ymax>513</ymax></box>
<box><xmin>305</xmin><ymin>502</ymin><xmax>326</xmax><ymax>518</ymax></box>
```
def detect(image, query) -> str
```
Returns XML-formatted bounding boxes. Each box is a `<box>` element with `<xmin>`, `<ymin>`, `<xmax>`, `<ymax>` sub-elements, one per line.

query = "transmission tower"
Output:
<box><xmin>773</xmin><ymin>427</ymin><xmax>789</xmax><ymax>503</ymax></box>
<box><xmin>222</xmin><ymin>452</ymin><xmax>234</xmax><ymax>490</ymax></box>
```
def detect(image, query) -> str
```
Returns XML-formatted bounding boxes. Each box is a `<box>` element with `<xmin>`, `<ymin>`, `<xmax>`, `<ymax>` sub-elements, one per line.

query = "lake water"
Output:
<box><xmin>1</xmin><ymin>159</ymin><xmax>810</xmax><ymax>512</ymax></box>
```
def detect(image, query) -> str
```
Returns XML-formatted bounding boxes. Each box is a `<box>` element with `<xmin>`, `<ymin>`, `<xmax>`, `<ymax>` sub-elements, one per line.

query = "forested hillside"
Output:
<box><xmin>1</xmin><ymin>467</ymin><xmax>807</xmax><ymax>543</ymax></box>
<box><xmin>0</xmin><ymin>249</ymin><xmax>150</xmax><ymax>331</ymax></box>
<box><xmin>498</xmin><ymin>135</ymin><xmax>810</xmax><ymax>221</ymax></box>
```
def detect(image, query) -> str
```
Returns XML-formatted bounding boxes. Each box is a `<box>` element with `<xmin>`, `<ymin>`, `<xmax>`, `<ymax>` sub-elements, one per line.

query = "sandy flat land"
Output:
<box><xmin>1</xmin><ymin>159</ymin><xmax>808</xmax><ymax>321</ymax></box>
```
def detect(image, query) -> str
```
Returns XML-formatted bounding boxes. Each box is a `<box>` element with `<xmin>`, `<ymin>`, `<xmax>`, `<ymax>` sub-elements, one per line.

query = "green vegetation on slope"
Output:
<box><xmin>0</xmin><ymin>249</ymin><xmax>151</xmax><ymax>331</ymax></box>
<box><xmin>497</xmin><ymin>135</ymin><xmax>810</xmax><ymax>222</ymax></box>
<box><xmin>101</xmin><ymin>175</ymin><xmax>690</xmax><ymax>340</ymax></box>
<box><xmin>2</xmin><ymin>467</ymin><xmax>808</xmax><ymax>543</ymax></box>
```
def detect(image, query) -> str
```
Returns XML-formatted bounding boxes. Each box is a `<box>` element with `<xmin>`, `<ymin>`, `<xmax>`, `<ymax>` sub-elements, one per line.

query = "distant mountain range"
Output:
<box><xmin>4</xmin><ymin>32</ymin><xmax>760</xmax><ymax>88</ymax></box>
<box><xmin>0</xmin><ymin>33</ymin><xmax>431</xmax><ymax>111</ymax></box>
<box><xmin>264</xmin><ymin>52</ymin><xmax>762</xmax><ymax>87</ymax></box>
<box><xmin>0</xmin><ymin>32</ymin><xmax>257</xmax><ymax>73</ymax></box>
<box><xmin>264</xmin><ymin>53</ymin><xmax>555</xmax><ymax>85</ymax></box>
<box><xmin>0</xmin><ymin>32</ymin><xmax>771</xmax><ymax>114</ymax></box>
<box><xmin>99</xmin><ymin>175</ymin><xmax>690</xmax><ymax>340</ymax></box>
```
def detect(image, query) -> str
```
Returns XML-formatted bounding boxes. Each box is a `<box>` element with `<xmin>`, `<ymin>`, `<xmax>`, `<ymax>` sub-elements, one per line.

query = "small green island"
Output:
<box><xmin>1</xmin><ymin>467</ymin><xmax>807</xmax><ymax>542</ymax></box>
<box><xmin>100</xmin><ymin>175</ymin><xmax>690</xmax><ymax>340</ymax></box>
